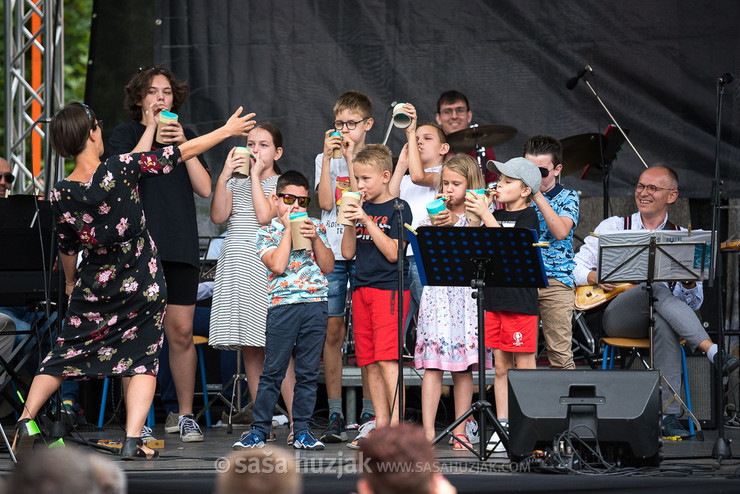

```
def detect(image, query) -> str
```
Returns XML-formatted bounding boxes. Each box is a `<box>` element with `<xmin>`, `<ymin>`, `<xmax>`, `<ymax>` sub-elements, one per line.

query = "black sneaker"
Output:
<box><xmin>662</xmin><ymin>415</ymin><xmax>692</xmax><ymax>438</ymax></box>
<box><xmin>714</xmin><ymin>350</ymin><xmax>739</xmax><ymax>376</ymax></box>
<box><xmin>359</xmin><ymin>412</ymin><xmax>375</xmax><ymax>426</ymax></box>
<box><xmin>321</xmin><ymin>412</ymin><xmax>348</xmax><ymax>443</ymax></box>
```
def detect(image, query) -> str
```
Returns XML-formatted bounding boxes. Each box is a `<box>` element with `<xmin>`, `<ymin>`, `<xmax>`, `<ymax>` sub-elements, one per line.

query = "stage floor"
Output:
<box><xmin>2</xmin><ymin>420</ymin><xmax>740</xmax><ymax>493</ymax></box>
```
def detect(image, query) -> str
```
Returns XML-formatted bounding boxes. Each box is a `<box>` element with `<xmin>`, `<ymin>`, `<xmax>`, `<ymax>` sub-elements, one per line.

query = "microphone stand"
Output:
<box><xmin>393</xmin><ymin>199</ymin><xmax>405</xmax><ymax>424</ymax></box>
<box><xmin>709</xmin><ymin>75</ymin><xmax>732</xmax><ymax>467</ymax></box>
<box><xmin>579</xmin><ymin>74</ymin><xmax>650</xmax><ymax>170</ymax></box>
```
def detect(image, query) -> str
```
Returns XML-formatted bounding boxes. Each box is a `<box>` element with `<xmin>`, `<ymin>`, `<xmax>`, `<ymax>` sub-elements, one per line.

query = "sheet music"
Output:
<box><xmin>597</xmin><ymin>230</ymin><xmax>712</xmax><ymax>283</ymax></box>
<box><xmin>654</xmin><ymin>230</ymin><xmax>711</xmax><ymax>281</ymax></box>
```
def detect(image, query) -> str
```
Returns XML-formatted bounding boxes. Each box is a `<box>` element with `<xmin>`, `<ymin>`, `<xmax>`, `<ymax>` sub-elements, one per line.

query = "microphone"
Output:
<box><xmin>718</xmin><ymin>73</ymin><xmax>735</xmax><ymax>85</ymax></box>
<box><xmin>566</xmin><ymin>65</ymin><xmax>593</xmax><ymax>90</ymax></box>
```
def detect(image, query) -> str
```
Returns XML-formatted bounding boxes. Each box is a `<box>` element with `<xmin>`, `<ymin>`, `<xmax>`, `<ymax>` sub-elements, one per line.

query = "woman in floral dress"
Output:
<box><xmin>12</xmin><ymin>102</ymin><xmax>254</xmax><ymax>460</ymax></box>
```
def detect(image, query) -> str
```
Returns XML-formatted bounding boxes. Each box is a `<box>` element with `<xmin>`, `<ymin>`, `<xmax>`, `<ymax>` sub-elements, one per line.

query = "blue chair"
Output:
<box><xmin>98</xmin><ymin>335</ymin><xmax>211</xmax><ymax>429</ymax></box>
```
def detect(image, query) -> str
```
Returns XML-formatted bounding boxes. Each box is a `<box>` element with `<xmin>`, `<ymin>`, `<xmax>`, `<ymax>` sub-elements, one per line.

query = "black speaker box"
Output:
<box><xmin>508</xmin><ymin>369</ymin><xmax>662</xmax><ymax>466</ymax></box>
<box><xmin>678</xmin><ymin>354</ymin><xmax>717</xmax><ymax>428</ymax></box>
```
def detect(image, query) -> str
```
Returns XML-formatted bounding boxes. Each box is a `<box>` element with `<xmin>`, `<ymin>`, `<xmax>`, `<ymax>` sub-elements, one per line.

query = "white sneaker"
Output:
<box><xmin>141</xmin><ymin>425</ymin><xmax>156</xmax><ymax>441</ymax></box>
<box><xmin>347</xmin><ymin>418</ymin><xmax>376</xmax><ymax>449</ymax></box>
<box><xmin>179</xmin><ymin>414</ymin><xmax>204</xmax><ymax>442</ymax></box>
<box><xmin>486</xmin><ymin>423</ymin><xmax>508</xmax><ymax>453</ymax></box>
<box><xmin>465</xmin><ymin>418</ymin><xmax>480</xmax><ymax>445</ymax></box>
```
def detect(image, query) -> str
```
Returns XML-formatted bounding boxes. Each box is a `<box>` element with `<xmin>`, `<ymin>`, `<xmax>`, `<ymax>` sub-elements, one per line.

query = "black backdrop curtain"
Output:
<box><xmin>150</xmin><ymin>0</ymin><xmax>740</xmax><ymax>198</ymax></box>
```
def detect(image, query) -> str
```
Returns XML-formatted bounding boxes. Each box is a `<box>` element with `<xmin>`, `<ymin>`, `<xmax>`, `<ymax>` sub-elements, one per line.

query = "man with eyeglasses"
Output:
<box><xmin>435</xmin><ymin>90</ymin><xmax>497</xmax><ymax>184</ymax></box>
<box><xmin>0</xmin><ymin>157</ymin><xmax>14</xmax><ymax>198</ymax></box>
<box><xmin>573</xmin><ymin>166</ymin><xmax>738</xmax><ymax>437</ymax></box>
<box><xmin>526</xmin><ymin>136</ymin><xmax>579</xmax><ymax>370</ymax></box>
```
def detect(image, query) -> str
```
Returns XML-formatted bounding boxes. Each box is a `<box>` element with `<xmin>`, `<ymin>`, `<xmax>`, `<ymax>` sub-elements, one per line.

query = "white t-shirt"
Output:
<box><xmin>314</xmin><ymin>152</ymin><xmax>352</xmax><ymax>260</ymax></box>
<box><xmin>398</xmin><ymin>164</ymin><xmax>442</xmax><ymax>256</ymax></box>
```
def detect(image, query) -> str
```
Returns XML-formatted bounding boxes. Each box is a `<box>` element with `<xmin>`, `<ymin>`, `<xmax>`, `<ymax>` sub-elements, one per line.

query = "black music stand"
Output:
<box><xmin>598</xmin><ymin>230</ymin><xmax>710</xmax><ymax>437</ymax></box>
<box><xmin>409</xmin><ymin>226</ymin><xmax>548</xmax><ymax>460</ymax></box>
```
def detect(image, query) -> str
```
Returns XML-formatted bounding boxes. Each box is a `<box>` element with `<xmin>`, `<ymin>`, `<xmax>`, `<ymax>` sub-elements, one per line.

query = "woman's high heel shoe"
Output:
<box><xmin>11</xmin><ymin>418</ymin><xmax>41</xmax><ymax>460</ymax></box>
<box><xmin>120</xmin><ymin>436</ymin><xmax>159</xmax><ymax>460</ymax></box>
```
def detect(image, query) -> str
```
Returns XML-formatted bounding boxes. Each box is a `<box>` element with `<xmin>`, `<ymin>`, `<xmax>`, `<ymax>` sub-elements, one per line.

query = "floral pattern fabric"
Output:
<box><xmin>414</xmin><ymin>213</ymin><xmax>492</xmax><ymax>372</ymax></box>
<box><xmin>39</xmin><ymin>146</ymin><xmax>182</xmax><ymax>379</ymax></box>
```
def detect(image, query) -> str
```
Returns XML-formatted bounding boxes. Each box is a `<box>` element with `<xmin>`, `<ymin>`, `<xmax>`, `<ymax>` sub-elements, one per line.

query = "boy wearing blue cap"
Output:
<box><xmin>466</xmin><ymin>157</ymin><xmax>542</xmax><ymax>452</ymax></box>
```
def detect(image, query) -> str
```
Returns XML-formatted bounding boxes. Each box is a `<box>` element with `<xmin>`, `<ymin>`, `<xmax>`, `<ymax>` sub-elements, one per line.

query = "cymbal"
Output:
<box><xmin>560</xmin><ymin>131</ymin><xmax>628</xmax><ymax>180</ymax></box>
<box><xmin>446</xmin><ymin>124</ymin><xmax>517</xmax><ymax>152</ymax></box>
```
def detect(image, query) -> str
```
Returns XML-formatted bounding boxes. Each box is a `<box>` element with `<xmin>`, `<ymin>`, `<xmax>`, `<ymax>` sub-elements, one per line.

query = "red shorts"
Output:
<box><xmin>352</xmin><ymin>286</ymin><xmax>410</xmax><ymax>366</ymax></box>
<box><xmin>484</xmin><ymin>311</ymin><xmax>537</xmax><ymax>353</ymax></box>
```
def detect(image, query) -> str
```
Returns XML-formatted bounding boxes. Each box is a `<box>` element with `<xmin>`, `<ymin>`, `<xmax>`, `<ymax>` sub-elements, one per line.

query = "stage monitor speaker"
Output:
<box><xmin>508</xmin><ymin>369</ymin><xmax>662</xmax><ymax>467</ymax></box>
<box><xmin>679</xmin><ymin>354</ymin><xmax>716</xmax><ymax>428</ymax></box>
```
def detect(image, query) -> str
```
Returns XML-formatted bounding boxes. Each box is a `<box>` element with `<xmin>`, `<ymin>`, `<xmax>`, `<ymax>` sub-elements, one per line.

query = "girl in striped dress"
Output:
<box><xmin>209</xmin><ymin>124</ymin><xmax>294</xmax><ymax>430</ymax></box>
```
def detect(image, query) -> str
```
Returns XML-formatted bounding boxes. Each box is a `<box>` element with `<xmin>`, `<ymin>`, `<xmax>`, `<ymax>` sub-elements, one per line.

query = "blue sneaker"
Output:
<box><xmin>232</xmin><ymin>429</ymin><xmax>266</xmax><ymax>449</ymax></box>
<box><xmin>293</xmin><ymin>430</ymin><xmax>325</xmax><ymax>450</ymax></box>
<box><xmin>359</xmin><ymin>412</ymin><xmax>375</xmax><ymax>426</ymax></box>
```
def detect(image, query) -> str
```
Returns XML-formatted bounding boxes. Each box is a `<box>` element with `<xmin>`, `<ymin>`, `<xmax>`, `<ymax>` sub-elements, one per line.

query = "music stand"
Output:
<box><xmin>409</xmin><ymin>226</ymin><xmax>548</xmax><ymax>460</ymax></box>
<box><xmin>598</xmin><ymin>230</ymin><xmax>711</xmax><ymax>436</ymax></box>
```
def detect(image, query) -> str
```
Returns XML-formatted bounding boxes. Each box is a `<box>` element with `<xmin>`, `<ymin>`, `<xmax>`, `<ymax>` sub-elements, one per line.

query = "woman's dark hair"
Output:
<box><xmin>49</xmin><ymin>102</ymin><xmax>98</xmax><ymax>158</ymax></box>
<box><xmin>124</xmin><ymin>67</ymin><xmax>190</xmax><ymax>122</ymax></box>
<box><xmin>252</xmin><ymin>122</ymin><xmax>283</xmax><ymax>174</ymax></box>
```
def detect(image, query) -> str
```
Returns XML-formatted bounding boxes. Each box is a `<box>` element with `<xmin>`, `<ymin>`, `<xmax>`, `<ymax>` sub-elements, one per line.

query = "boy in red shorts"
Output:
<box><xmin>341</xmin><ymin>144</ymin><xmax>413</xmax><ymax>449</ymax></box>
<box><xmin>465</xmin><ymin>157</ymin><xmax>542</xmax><ymax>452</ymax></box>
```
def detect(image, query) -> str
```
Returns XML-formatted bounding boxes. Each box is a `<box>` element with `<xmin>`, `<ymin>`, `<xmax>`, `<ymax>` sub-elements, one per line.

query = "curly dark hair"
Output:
<box><xmin>123</xmin><ymin>67</ymin><xmax>190</xmax><ymax>122</ymax></box>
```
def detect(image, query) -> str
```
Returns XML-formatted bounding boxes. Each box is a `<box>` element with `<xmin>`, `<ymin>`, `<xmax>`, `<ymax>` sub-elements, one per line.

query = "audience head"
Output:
<box><xmin>88</xmin><ymin>454</ymin><xmax>127</xmax><ymax>494</ymax></box>
<box><xmin>357</xmin><ymin>424</ymin><xmax>442</xmax><ymax>494</ymax></box>
<box><xmin>8</xmin><ymin>447</ymin><xmax>104</xmax><ymax>494</ymax></box>
<box><xmin>124</xmin><ymin>66</ymin><xmax>190</xmax><ymax>122</ymax></box>
<box><xmin>214</xmin><ymin>446</ymin><xmax>301</xmax><ymax>494</ymax></box>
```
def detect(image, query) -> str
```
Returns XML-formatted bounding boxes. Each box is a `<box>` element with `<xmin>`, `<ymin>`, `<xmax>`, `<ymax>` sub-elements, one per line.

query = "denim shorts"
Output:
<box><xmin>326</xmin><ymin>259</ymin><xmax>355</xmax><ymax>316</ymax></box>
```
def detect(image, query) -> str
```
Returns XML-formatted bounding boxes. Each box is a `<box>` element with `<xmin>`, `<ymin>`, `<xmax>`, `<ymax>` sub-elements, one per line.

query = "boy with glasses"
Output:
<box><xmin>526</xmin><ymin>135</ymin><xmax>580</xmax><ymax>370</ymax></box>
<box><xmin>315</xmin><ymin>91</ymin><xmax>375</xmax><ymax>443</ymax></box>
<box><xmin>232</xmin><ymin>170</ymin><xmax>333</xmax><ymax>450</ymax></box>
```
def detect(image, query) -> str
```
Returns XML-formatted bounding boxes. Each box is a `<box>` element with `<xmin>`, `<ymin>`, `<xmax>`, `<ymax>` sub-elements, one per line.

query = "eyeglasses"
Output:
<box><xmin>539</xmin><ymin>167</ymin><xmax>552</xmax><ymax>178</ymax></box>
<box><xmin>439</xmin><ymin>106</ymin><xmax>469</xmax><ymax>116</ymax></box>
<box><xmin>0</xmin><ymin>173</ymin><xmax>14</xmax><ymax>183</ymax></box>
<box><xmin>94</xmin><ymin>120</ymin><xmax>103</xmax><ymax>131</ymax></box>
<box><xmin>333</xmin><ymin>118</ymin><xmax>369</xmax><ymax>131</ymax></box>
<box><xmin>635</xmin><ymin>183</ymin><xmax>675</xmax><ymax>194</ymax></box>
<box><xmin>278</xmin><ymin>193</ymin><xmax>311</xmax><ymax>207</ymax></box>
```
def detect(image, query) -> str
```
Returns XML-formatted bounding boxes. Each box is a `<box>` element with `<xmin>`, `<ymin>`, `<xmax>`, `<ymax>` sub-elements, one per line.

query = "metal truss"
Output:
<box><xmin>4</xmin><ymin>0</ymin><xmax>64</xmax><ymax>197</ymax></box>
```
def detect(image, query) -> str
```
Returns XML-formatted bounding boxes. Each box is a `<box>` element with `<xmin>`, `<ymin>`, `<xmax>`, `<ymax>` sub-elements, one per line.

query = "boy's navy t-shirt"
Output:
<box><xmin>353</xmin><ymin>198</ymin><xmax>412</xmax><ymax>291</ymax></box>
<box><xmin>483</xmin><ymin>206</ymin><xmax>540</xmax><ymax>315</ymax></box>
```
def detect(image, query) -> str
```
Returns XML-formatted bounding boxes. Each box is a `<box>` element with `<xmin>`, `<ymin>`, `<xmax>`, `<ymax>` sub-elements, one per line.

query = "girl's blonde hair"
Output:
<box><xmin>438</xmin><ymin>154</ymin><xmax>485</xmax><ymax>193</ymax></box>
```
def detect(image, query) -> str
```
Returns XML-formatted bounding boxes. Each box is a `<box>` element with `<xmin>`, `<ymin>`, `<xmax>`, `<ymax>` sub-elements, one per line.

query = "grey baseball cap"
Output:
<box><xmin>486</xmin><ymin>157</ymin><xmax>542</xmax><ymax>192</ymax></box>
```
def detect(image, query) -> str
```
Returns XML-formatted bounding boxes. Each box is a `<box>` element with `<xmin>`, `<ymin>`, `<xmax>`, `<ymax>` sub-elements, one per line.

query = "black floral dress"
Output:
<box><xmin>39</xmin><ymin>146</ymin><xmax>182</xmax><ymax>378</ymax></box>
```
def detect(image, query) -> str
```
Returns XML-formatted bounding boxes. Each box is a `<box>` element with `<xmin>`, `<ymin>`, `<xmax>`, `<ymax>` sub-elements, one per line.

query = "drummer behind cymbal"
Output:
<box><xmin>435</xmin><ymin>90</ymin><xmax>498</xmax><ymax>184</ymax></box>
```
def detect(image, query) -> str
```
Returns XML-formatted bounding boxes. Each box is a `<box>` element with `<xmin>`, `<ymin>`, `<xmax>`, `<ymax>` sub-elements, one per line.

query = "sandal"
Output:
<box><xmin>451</xmin><ymin>434</ymin><xmax>471</xmax><ymax>450</ymax></box>
<box><xmin>121</xmin><ymin>436</ymin><xmax>159</xmax><ymax>460</ymax></box>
